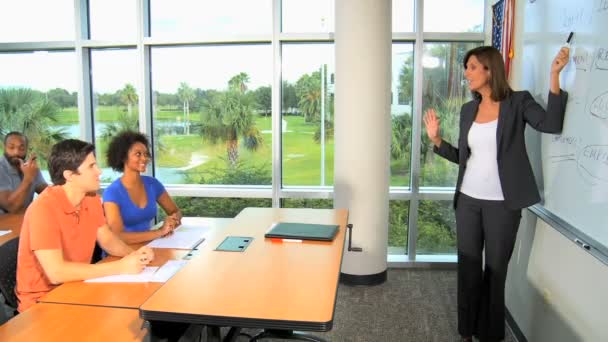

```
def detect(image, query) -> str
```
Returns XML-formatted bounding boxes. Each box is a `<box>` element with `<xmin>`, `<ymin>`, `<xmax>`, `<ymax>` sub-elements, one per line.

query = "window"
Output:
<box><xmin>0</xmin><ymin>51</ymin><xmax>78</xmax><ymax>179</ymax></box>
<box><xmin>281</xmin><ymin>198</ymin><xmax>333</xmax><ymax>209</ymax></box>
<box><xmin>282</xmin><ymin>0</ymin><xmax>334</xmax><ymax>33</ymax></box>
<box><xmin>420</xmin><ymin>42</ymin><xmax>481</xmax><ymax>187</ymax></box>
<box><xmin>392</xmin><ymin>0</ymin><xmax>415</xmax><ymax>32</ymax></box>
<box><xmin>416</xmin><ymin>200</ymin><xmax>456</xmax><ymax>254</ymax></box>
<box><xmin>0</xmin><ymin>0</ymin><xmax>74</xmax><ymax>42</ymax></box>
<box><xmin>391</xmin><ymin>43</ymin><xmax>414</xmax><ymax>187</ymax></box>
<box><xmin>89</xmin><ymin>0</ymin><xmax>138</xmax><ymax>40</ymax></box>
<box><xmin>90</xmin><ymin>49</ymin><xmax>139</xmax><ymax>183</ymax></box>
<box><xmin>281</xmin><ymin>43</ymin><xmax>335</xmax><ymax>187</ymax></box>
<box><xmin>173</xmin><ymin>197</ymin><xmax>272</xmax><ymax>218</ymax></box>
<box><xmin>151</xmin><ymin>45</ymin><xmax>272</xmax><ymax>186</ymax></box>
<box><xmin>423</xmin><ymin>0</ymin><xmax>484</xmax><ymax>32</ymax></box>
<box><xmin>388</xmin><ymin>200</ymin><xmax>410</xmax><ymax>254</ymax></box>
<box><xmin>0</xmin><ymin>1</ymin><xmax>489</xmax><ymax>262</ymax></box>
<box><xmin>151</xmin><ymin>0</ymin><xmax>272</xmax><ymax>38</ymax></box>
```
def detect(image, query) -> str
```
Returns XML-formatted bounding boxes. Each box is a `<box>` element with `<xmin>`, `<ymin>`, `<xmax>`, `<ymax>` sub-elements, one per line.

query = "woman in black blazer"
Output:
<box><xmin>423</xmin><ymin>46</ymin><xmax>570</xmax><ymax>342</ymax></box>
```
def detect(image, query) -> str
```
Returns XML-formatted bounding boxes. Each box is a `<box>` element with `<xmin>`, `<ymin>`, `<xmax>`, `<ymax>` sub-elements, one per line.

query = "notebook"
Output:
<box><xmin>265</xmin><ymin>222</ymin><xmax>339</xmax><ymax>241</ymax></box>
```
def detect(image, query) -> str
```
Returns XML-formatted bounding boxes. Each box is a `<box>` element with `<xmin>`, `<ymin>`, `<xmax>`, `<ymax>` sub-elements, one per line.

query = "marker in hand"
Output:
<box><xmin>565</xmin><ymin>31</ymin><xmax>574</xmax><ymax>47</ymax></box>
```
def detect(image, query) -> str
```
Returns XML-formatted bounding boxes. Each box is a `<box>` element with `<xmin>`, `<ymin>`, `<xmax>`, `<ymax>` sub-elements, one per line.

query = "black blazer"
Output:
<box><xmin>434</xmin><ymin>90</ymin><xmax>568</xmax><ymax>210</ymax></box>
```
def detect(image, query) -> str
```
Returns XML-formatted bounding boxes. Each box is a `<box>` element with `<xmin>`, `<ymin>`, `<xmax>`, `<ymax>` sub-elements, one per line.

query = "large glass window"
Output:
<box><xmin>173</xmin><ymin>197</ymin><xmax>272</xmax><ymax>218</ymax></box>
<box><xmin>151</xmin><ymin>0</ymin><xmax>272</xmax><ymax>38</ymax></box>
<box><xmin>89</xmin><ymin>0</ymin><xmax>138</xmax><ymax>40</ymax></box>
<box><xmin>391</xmin><ymin>43</ymin><xmax>414</xmax><ymax>187</ymax></box>
<box><xmin>0</xmin><ymin>0</ymin><xmax>74</xmax><ymax>42</ymax></box>
<box><xmin>0</xmin><ymin>0</ymin><xmax>488</xmax><ymax>261</ymax></box>
<box><xmin>0</xmin><ymin>51</ymin><xmax>78</xmax><ymax>179</ymax></box>
<box><xmin>388</xmin><ymin>200</ymin><xmax>410</xmax><ymax>254</ymax></box>
<box><xmin>281</xmin><ymin>43</ymin><xmax>334</xmax><ymax>187</ymax></box>
<box><xmin>423</xmin><ymin>0</ymin><xmax>484</xmax><ymax>32</ymax></box>
<box><xmin>392</xmin><ymin>0</ymin><xmax>415</xmax><ymax>32</ymax></box>
<box><xmin>420</xmin><ymin>42</ymin><xmax>481</xmax><ymax>187</ymax></box>
<box><xmin>90</xmin><ymin>49</ymin><xmax>139</xmax><ymax>183</ymax></box>
<box><xmin>416</xmin><ymin>200</ymin><xmax>456</xmax><ymax>254</ymax></box>
<box><xmin>282</xmin><ymin>0</ymin><xmax>334</xmax><ymax>33</ymax></box>
<box><xmin>281</xmin><ymin>198</ymin><xmax>333</xmax><ymax>209</ymax></box>
<box><xmin>151</xmin><ymin>45</ymin><xmax>272</xmax><ymax>186</ymax></box>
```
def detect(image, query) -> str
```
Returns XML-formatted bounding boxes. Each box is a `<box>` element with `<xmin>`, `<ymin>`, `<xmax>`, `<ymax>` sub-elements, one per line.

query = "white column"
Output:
<box><xmin>334</xmin><ymin>0</ymin><xmax>391</xmax><ymax>283</ymax></box>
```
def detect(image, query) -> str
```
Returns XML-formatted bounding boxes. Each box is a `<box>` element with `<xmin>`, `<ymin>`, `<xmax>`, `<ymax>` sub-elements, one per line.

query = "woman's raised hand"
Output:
<box><xmin>551</xmin><ymin>46</ymin><xmax>570</xmax><ymax>74</ymax></box>
<box><xmin>423</xmin><ymin>108</ymin><xmax>442</xmax><ymax>147</ymax></box>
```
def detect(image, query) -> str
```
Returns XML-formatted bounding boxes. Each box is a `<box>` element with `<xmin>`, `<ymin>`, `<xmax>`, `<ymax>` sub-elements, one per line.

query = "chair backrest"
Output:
<box><xmin>0</xmin><ymin>237</ymin><xmax>19</xmax><ymax>309</ymax></box>
<box><xmin>91</xmin><ymin>241</ymin><xmax>103</xmax><ymax>264</ymax></box>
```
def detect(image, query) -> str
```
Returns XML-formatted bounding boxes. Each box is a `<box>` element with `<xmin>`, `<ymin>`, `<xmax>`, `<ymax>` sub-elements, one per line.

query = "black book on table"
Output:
<box><xmin>264</xmin><ymin>222</ymin><xmax>339</xmax><ymax>241</ymax></box>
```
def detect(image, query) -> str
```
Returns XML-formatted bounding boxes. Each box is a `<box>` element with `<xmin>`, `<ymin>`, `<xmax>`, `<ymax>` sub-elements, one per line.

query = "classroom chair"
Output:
<box><xmin>0</xmin><ymin>237</ymin><xmax>20</xmax><ymax>315</ymax></box>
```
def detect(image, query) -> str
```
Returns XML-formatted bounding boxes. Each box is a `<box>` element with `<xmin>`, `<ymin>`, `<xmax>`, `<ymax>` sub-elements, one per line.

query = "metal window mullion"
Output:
<box><xmin>484</xmin><ymin>0</ymin><xmax>493</xmax><ymax>44</ymax></box>
<box><xmin>143</xmin><ymin>36</ymin><xmax>272</xmax><ymax>46</ymax></box>
<box><xmin>407</xmin><ymin>0</ymin><xmax>425</xmax><ymax>260</ymax></box>
<box><xmin>422</xmin><ymin>32</ymin><xmax>485</xmax><ymax>42</ymax></box>
<box><xmin>75</xmin><ymin>0</ymin><xmax>93</xmax><ymax>142</ymax></box>
<box><xmin>136</xmin><ymin>0</ymin><xmax>153</xmax><ymax>177</ymax></box>
<box><xmin>0</xmin><ymin>42</ymin><xmax>75</xmax><ymax>51</ymax></box>
<box><xmin>271</xmin><ymin>0</ymin><xmax>282</xmax><ymax>208</ymax></box>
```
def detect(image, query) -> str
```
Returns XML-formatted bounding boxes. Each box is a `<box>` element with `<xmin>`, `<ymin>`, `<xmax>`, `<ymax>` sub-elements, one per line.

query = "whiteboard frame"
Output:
<box><xmin>528</xmin><ymin>205</ymin><xmax>608</xmax><ymax>266</ymax></box>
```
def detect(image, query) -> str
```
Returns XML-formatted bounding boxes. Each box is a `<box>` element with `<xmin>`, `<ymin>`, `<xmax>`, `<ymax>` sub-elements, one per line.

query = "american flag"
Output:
<box><xmin>492</xmin><ymin>0</ymin><xmax>515</xmax><ymax>79</ymax></box>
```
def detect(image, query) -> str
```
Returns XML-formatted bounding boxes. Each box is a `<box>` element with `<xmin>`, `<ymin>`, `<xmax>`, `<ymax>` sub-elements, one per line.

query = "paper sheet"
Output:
<box><xmin>150</xmin><ymin>260</ymin><xmax>188</xmax><ymax>282</ymax></box>
<box><xmin>84</xmin><ymin>267</ymin><xmax>159</xmax><ymax>283</ymax></box>
<box><xmin>147</xmin><ymin>224</ymin><xmax>211</xmax><ymax>249</ymax></box>
<box><xmin>84</xmin><ymin>260</ymin><xmax>189</xmax><ymax>283</ymax></box>
<box><xmin>0</xmin><ymin>230</ymin><xmax>11</xmax><ymax>237</ymax></box>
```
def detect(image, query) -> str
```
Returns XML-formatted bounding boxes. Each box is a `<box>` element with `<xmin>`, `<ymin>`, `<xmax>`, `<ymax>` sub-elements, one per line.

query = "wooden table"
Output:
<box><xmin>38</xmin><ymin>218</ymin><xmax>231</xmax><ymax>309</ymax></box>
<box><xmin>140</xmin><ymin>208</ymin><xmax>348</xmax><ymax>338</ymax></box>
<box><xmin>0</xmin><ymin>303</ymin><xmax>147</xmax><ymax>341</ymax></box>
<box><xmin>0</xmin><ymin>213</ymin><xmax>23</xmax><ymax>245</ymax></box>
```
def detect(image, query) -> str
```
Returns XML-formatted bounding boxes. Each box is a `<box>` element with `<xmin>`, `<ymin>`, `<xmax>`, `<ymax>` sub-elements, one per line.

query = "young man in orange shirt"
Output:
<box><xmin>16</xmin><ymin>139</ymin><xmax>154</xmax><ymax>312</ymax></box>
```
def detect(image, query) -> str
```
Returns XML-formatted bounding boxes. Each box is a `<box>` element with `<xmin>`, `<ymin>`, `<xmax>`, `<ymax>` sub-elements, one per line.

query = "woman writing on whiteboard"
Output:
<box><xmin>103</xmin><ymin>131</ymin><xmax>181</xmax><ymax>244</ymax></box>
<box><xmin>424</xmin><ymin>46</ymin><xmax>569</xmax><ymax>342</ymax></box>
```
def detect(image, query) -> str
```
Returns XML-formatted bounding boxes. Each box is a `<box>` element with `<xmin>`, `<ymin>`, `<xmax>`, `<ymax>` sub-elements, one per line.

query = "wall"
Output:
<box><xmin>506</xmin><ymin>1</ymin><xmax>608</xmax><ymax>341</ymax></box>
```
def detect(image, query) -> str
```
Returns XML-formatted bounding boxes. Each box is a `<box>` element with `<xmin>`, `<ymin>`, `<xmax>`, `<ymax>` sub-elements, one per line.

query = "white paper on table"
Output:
<box><xmin>0</xmin><ymin>230</ymin><xmax>11</xmax><ymax>237</ymax></box>
<box><xmin>84</xmin><ymin>267</ymin><xmax>159</xmax><ymax>283</ymax></box>
<box><xmin>150</xmin><ymin>260</ymin><xmax>188</xmax><ymax>282</ymax></box>
<box><xmin>146</xmin><ymin>224</ymin><xmax>211</xmax><ymax>249</ymax></box>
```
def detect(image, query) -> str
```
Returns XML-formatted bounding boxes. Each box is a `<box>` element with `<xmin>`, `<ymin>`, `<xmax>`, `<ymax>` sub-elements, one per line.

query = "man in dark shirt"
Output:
<box><xmin>0</xmin><ymin>132</ymin><xmax>47</xmax><ymax>214</ymax></box>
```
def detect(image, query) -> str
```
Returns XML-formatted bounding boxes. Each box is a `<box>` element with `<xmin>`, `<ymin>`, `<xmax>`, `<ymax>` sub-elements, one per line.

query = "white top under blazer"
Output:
<box><xmin>460</xmin><ymin>119</ymin><xmax>505</xmax><ymax>200</ymax></box>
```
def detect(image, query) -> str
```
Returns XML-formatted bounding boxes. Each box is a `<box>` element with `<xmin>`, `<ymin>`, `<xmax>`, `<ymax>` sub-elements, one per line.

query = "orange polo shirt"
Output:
<box><xmin>16</xmin><ymin>186</ymin><xmax>105</xmax><ymax>312</ymax></box>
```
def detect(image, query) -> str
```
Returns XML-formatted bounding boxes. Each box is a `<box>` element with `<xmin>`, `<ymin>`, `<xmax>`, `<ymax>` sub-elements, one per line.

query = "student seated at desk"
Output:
<box><xmin>0</xmin><ymin>132</ymin><xmax>48</xmax><ymax>215</ymax></box>
<box><xmin>16</xmin><ymin>139</ymin><xmax>154</xmax><ymax>313</ymax></box>
<box><xmin>103</xmin><ymin>131</ymin><xmax>181</xmax><ymax>244</ymax></box>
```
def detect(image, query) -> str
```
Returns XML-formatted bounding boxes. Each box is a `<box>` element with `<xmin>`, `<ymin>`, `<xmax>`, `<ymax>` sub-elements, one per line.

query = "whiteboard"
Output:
<box><xmin>520</xmin><ymin>0</ymin><xmax>608</xmax><ymax>255</ymax></box>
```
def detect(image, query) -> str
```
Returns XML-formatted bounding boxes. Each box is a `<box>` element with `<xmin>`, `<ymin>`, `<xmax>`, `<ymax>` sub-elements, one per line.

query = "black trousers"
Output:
<box><xmin>455</xmin><ymin>193</ymin><xmax>521</xmax><ymax>342</ymax></box>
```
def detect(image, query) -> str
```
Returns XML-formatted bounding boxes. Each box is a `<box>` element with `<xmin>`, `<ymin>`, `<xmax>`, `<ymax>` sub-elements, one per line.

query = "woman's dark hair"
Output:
<box><xmin>48</xmin><ymin>139</ymin><xmax>96</xmax><ymax>185</ymax></box>
<box><xmin>106</xmin><ymin>131</ymin><xmax>150</xmax><ymax>172</ymax></box>
<box><xmin>463</xmin><ymin>46</ymin><xmax>512</xmax><ymax>101</ymax></box>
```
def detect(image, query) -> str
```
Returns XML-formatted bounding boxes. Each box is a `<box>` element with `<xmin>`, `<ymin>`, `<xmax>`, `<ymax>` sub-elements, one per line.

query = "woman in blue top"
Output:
<box><xmin>103</xmin><ymin>131</ymin><xmax>181</xmax><ymax>244</ymax></box>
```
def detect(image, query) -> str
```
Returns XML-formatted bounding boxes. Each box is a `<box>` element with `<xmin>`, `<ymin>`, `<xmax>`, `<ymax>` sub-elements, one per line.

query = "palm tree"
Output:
<box><xmin>100</xmin><ymin>112</ymin><xmax>139</xmax><ymax>141</ymax></box>
<box><xmin>120</xmin><ymin>84</ymin><xmax>138</xmax><ymax>117</ymax></box>
<box><xmin>0</xmin><ymin>88</ymin><xmax>67</xmax><ymax>163</ymax></box>
<box><xmin>199</xmin><ymin>89</ymin><xmax>263</xmax><ymax>168</ymax></box>
<box><xmin>296</xmin><ymin>72</ymin><xmax>322</xmax><ymax>123</ymax></box>
<box><xmin>177</xmin><ymin>82</ymin><xmax>195</xmax><ymax>135</ymax></box>
<box><xmin>228</xmin><ymin>72</ymin><xmax>250</xmax><ymax>93</ymax></box>
<box><xmin>398</xmin><ymin>56</ymin><xmax>414</xmax><ymax>105</ymax></box>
